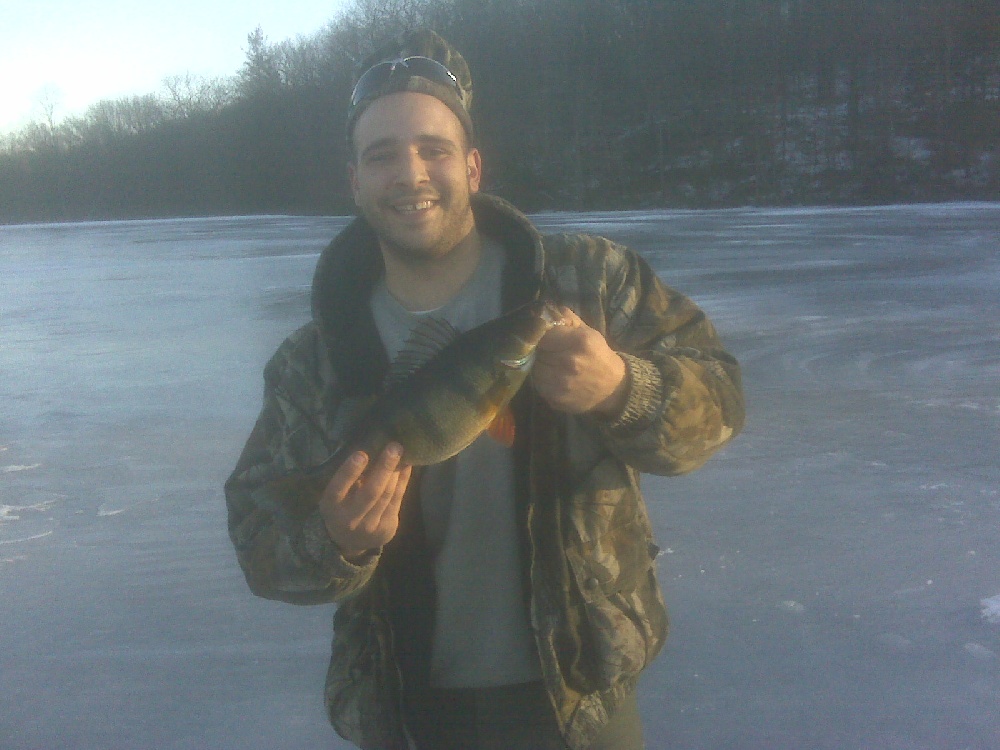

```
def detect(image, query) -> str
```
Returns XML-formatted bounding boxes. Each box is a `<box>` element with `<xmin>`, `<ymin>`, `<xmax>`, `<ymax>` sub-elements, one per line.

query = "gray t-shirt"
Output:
<box><xmin>370</xmin><ymin>239</ymin><xmax>541</xmax><ymax>688</ymax></box>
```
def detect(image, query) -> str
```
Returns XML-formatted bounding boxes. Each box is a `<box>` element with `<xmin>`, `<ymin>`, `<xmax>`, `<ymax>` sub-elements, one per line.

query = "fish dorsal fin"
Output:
<box><xmin>386</xmin><ymin>315</ymin><xmax>461</xmax><ymax>387</ymax></box>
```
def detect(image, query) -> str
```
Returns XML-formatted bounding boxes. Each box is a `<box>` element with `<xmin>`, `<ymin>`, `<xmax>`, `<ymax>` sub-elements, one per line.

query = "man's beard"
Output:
<box><xmin>366</xmin><ymin>190</ymin><xmax>475</xmax><ymax>265</ymax></box>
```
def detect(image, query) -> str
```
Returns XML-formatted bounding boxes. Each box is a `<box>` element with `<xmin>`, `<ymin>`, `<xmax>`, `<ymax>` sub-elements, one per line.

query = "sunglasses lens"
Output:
<box><xmin>350</xmin><ymin>57</ymin><xmax>461</xmax><ymax>108</ymax></box>
<box><xmin>350</xmin><ymin>61</ymin><xmax>395</xmax><ymax>107</ymax></box>
<box><xmin>399</xmin><ymin>57</ymin><xmax>460</xmax><ymax>89</ymax></box>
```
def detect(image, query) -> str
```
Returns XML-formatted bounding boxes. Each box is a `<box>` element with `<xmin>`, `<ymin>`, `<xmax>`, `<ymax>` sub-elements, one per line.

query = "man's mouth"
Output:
<box><xmin>392</xmin><ymin>199</ymin><xmax>437</xmax><ymax>214</ymax></box>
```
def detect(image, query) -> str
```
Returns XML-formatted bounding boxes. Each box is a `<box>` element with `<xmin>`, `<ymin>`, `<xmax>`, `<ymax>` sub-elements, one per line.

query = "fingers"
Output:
<box><xmin>357</xmin><ymin>453</ymin><xmax>408</xmax><ymax>521</ymax></box>
<box><xmin>366</xmin><ymin>442</ymin><xmax>404</xmax><ymax>488</ymax></box>
<box><xmin>333</xmin><ymin>441</ymin><xmax>400</xmax><ymax>494</ymax></box>
<box><xmin>364</xmin><ymin>462</ymin><xmax>410</xmax><ymax>529</ymax></box>
<box><xmin>325</xmin><ymin>450</ymin><xmax>371</xmax><ymax>503</ymax></box>
<box><xmin>320</xmin><ymin>443</ymin><xmax>411</xmax><ymax>556</ymax></box>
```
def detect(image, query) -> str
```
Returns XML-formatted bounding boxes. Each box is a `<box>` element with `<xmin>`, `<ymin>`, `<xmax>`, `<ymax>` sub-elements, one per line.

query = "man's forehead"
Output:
<box><xmin>352</xmin><ymin>92</ymin><xmax>467</xmax><ymax>147</ymax></box>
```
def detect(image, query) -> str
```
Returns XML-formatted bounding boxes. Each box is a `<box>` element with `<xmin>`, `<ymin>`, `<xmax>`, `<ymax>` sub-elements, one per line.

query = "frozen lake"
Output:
<box><xmin>2</xmin><ymin>204</ymin><xmax>998</xmax><ymax>749</ymax></box>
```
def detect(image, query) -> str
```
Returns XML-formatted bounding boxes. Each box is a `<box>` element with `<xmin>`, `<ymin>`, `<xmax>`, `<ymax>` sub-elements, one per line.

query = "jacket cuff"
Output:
<box><xmin>291</xmin><ymin>509</ymin><xmax>380</xmax><ymax>577</ymax></box>
<box><xmin>601</xmin><ymin>352</ymin><xmax>665</xmax><ymax>433</ymax></box>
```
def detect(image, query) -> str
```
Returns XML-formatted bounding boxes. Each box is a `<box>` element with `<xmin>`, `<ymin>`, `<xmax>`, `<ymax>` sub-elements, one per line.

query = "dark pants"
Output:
<box><xmin>403</xmin><ymin>680</ymin><xmax>644</xmax><ymax>750</ymax></box>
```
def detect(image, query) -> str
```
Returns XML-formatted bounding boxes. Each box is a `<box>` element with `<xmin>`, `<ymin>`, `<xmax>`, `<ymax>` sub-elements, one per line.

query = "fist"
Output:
<box><xmin>531</xmin><ymin>306</ymin><xmax>629</xmax><ymax>416</ymax></box>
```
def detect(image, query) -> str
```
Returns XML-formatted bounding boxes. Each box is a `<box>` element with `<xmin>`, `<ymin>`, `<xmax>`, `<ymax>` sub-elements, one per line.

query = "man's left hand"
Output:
<box><xmin>532</xmin><ymin>306</ymin><xmax>629</xmax><ymax>417</ymax></box>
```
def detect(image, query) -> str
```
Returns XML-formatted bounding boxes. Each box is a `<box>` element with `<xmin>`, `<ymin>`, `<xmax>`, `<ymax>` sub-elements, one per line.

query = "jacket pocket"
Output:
<box><xmin>564</xmin><ymin>525</ymin><xmax>667</xmax><ymax>689</ymax></box>
<box><xmin>325</xmin><ymin>596</ymin><xmax>408</xmax><ymax>750</ymax></box>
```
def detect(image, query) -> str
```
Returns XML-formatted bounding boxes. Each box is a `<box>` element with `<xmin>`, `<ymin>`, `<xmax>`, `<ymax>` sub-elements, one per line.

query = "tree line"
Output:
<box><xmin>1</xmin><ymin>0</ymin><xmax>997</xmax><ymax>224</ymax></box>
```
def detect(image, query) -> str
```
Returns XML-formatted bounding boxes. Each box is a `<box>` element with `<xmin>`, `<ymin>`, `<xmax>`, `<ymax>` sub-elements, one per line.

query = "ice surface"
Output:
<box><xmin>2</xmin><ymin>205</ymin><xmax>998</xmax><ymax>749</ymax></box>
<box><xmin>983</xmin><ymin>594</ymin><xmax>1000</xmax><ymax>625</ymax></box>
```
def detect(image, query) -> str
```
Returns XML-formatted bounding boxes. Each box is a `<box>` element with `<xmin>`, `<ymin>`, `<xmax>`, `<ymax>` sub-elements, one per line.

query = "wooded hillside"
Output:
<box><xmin>2</xmin><ymin>0</ymin><xmax>997</xmax><ymax>223</ymax></box>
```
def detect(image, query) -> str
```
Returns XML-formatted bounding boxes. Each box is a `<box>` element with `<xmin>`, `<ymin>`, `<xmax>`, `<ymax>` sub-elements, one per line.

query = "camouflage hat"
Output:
<box><xmin>347</xmin><ymin>29</ymin><xmax>474</xmax><ymax>143</ymax></box>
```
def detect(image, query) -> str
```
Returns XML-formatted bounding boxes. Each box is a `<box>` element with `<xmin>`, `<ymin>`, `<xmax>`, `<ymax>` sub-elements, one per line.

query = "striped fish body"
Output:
<box><xmin>348</xmin><ymin>299</ymin><xmax>560</xmax><ymax>465</ymax></box>
<box><xmin>261</xmin><ymin>300</ymin><xmax>560</xmax><ymax>522</ymax></box>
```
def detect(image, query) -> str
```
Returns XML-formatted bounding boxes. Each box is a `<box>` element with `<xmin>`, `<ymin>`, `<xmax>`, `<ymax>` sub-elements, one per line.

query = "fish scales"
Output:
<box><xmin>380</xmin><ymin>348</ymin><xmax>504</xmax><ymax>461</ymax></box>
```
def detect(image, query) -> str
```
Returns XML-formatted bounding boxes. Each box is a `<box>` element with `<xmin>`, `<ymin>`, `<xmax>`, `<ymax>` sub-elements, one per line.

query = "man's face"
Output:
<box><xmin>349</xmin><ymin>92</ymin><xmax>481</xmax><ymax>263</ymax></box>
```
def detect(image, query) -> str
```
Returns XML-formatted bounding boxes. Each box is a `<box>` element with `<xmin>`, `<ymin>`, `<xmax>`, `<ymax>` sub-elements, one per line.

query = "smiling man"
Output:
<box><xmin>350</xmin><ymin>92</ymin><xmax>480</xmax><ymax>256</ymax></box>
<box><xmin>226</xmin><ymin>30</ymin><xmax>745</xmax><ymax>750</ymax></box>
<box><xmin>349</xmin><ymin>89</ymin><xmax>484</xmax><ymax>312</ymax></box>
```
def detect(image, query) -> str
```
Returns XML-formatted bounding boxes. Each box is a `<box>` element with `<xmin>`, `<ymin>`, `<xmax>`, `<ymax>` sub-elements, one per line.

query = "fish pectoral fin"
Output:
<box><xmin>486</xmin><ymin>406</ymin><xmax>516</xmax><ymax>447</ymax></box>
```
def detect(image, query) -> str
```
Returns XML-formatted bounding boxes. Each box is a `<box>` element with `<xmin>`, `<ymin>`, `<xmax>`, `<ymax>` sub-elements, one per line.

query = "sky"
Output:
<box><xmin>0</xmin><ymin>0</ymin><xmax>351</xmax><ymax>135</ymax></box>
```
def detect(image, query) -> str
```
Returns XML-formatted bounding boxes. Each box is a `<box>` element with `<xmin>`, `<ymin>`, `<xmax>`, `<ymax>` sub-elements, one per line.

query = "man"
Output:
<box><xmin>226</xmin><ymin>29</ymin><xmax>744</xmax><ymax>750</ymax></box>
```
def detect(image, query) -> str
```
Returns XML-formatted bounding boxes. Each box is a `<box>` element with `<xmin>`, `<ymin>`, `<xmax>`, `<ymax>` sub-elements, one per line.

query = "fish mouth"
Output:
<box><xmin>539</xmin><ymin>301</ymin><xmax>566</xmax><ymax>328</ymax></box>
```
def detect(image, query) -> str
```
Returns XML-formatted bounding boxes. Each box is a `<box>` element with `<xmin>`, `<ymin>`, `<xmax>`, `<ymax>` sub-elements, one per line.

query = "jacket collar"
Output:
<box><xmin>310</xmin><ymin>193</ymin><xmax>547</xmax><ymax>396</ymax></box>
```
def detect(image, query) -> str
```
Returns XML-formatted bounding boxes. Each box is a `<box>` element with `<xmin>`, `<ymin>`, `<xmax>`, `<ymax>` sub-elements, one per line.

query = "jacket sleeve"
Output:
<box><xmin>552</xmin><ymin>234</ymin><xmax>745</xmax><ymax>476</ymax></box>
<box><xmin>224</xmin><ymin>325</ymin><xmax>380</xmax><ymax>605</ymax></box>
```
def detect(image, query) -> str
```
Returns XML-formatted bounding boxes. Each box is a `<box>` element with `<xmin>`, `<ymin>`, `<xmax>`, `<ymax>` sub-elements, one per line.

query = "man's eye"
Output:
<box><xmin>366</xmin><ymin>152</ymin><xmax>393</xmax><ymax>164</ymax></box>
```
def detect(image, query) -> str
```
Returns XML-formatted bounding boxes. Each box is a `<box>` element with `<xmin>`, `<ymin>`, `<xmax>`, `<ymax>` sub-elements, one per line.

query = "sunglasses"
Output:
<box><xmin>350</xmin><ymin>56</ymin><xmax>463</xmax><ymax>108</ymax></box>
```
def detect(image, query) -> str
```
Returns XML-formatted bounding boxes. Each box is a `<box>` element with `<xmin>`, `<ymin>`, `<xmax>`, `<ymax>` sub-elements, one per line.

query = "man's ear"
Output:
<box><xmin>466</xmin><ymin>148</ymin><xmax>482</xmax><ymax>194</ymax></box>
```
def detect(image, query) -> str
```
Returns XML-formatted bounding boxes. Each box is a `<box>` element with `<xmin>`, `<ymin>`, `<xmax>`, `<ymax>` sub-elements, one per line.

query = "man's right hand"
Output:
<box><xmin>319</xmin><ymin>443</ymin><xmax>411</xmax><ymax>561</ymax></box>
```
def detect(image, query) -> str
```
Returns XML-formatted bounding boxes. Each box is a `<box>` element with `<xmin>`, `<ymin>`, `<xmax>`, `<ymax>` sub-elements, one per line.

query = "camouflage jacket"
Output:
<box><xmin>225</xmin><ymin>194</ymin><xmax>744</xmax><ymax>749</ymax></box>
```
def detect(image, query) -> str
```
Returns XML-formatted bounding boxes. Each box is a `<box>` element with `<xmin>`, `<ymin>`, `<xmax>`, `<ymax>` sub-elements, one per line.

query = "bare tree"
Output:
<box><xmin>344</xmin><ymin>0</ymin><xmax>431</xmax><ymax>57</ymax></box>
<box><xmin>81</xmin><ymin>95</ymin><xmax>166</xmax><ymax>141</ymax></box>
<box><xmin>162</xmin><ymin>73</ymin><xmax>234</xmax><ymax>118</ymax></box>
<box><xmin>35</xmin><ymin>85</ymin><xmax>63</xmax><ymax>133</ymax></box>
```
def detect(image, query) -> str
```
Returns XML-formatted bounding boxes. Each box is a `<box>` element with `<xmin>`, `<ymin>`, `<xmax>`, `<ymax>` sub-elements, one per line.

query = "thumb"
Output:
<box><xmin>555</xmin><ymin>305</ymin><xmax>583</xmax><ymax>328</ymax></box>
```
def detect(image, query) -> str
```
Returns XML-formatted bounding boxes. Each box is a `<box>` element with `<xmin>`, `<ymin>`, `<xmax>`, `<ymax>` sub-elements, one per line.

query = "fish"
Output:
<box><xmin>352</xmin><ymin>298</ymin><xmax>563</xmax><ymax>464</ymax></box>
<box><xmin>263</xmin><ymin>300</ymin><xmax>563</xmax><ymax>514</ymax></box>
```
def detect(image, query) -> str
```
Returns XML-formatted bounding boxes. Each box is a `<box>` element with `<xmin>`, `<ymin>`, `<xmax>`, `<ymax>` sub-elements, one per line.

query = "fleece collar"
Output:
<box><xmin>310</xmin><ymin>193</ymin><xmax>547</xmax><ymax>396</ymax></box>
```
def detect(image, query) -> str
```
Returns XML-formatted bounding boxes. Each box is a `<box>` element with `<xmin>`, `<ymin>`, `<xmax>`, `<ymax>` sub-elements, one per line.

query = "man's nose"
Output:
<box><xmin>394</xmin><ymin>149</ymin><xmax>429</xmax><ymax>186</ymax></box>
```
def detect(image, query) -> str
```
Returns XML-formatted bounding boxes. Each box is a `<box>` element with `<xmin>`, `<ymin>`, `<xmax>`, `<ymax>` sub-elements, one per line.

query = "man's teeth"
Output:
<box><xmin>397</xmin><ymin>201</ymin><xmax>434</xmax><ymax>212</ymax></box>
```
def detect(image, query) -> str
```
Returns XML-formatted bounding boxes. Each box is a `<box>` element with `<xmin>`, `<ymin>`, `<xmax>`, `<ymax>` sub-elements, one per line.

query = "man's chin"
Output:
<box><xmin>381</xmin><ymin>234</ymin><xmax>448</xmax><ymax>263</ymax></box>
